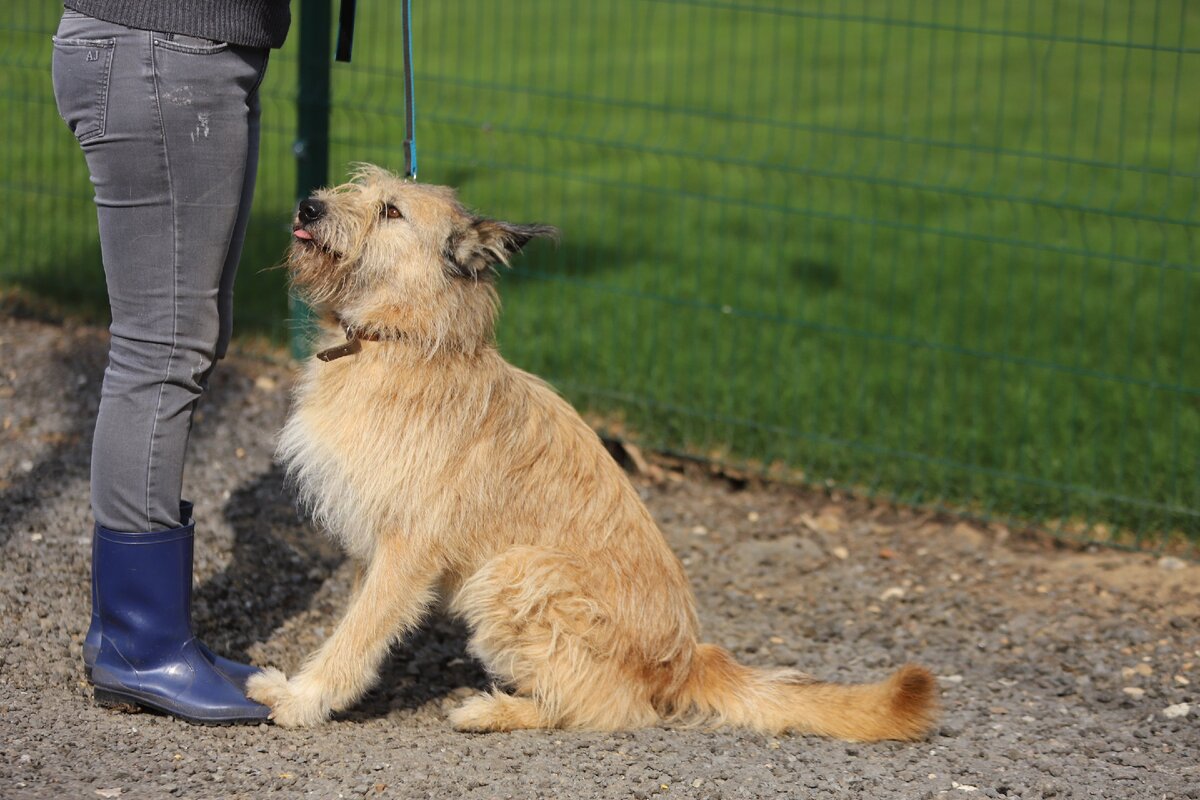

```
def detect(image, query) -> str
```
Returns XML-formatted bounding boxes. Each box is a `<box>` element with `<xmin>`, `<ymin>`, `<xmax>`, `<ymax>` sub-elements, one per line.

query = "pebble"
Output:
<box><xmin>1121</xmin><ymin>687</ymin><xmax>1145</xmax><ymax>699</ymax></box>
<box><xmin>879</xmin><ymin>587</ymin><xmax>905</xmax><ymax>601</ymax></box>
<box><xmin>832</xmin><ymin>546</ymin><xmax>849</xmax><ymax>560</ymax></box>
<box><xmin>1121</xmin><ymin>663</ymin><xmax>1153</xmax><ymax>679</ymax></box>
<box><xmin>1162</xmin><ymin>703</ymin><xmax>1190</xmax><ymax>719</ymax></box>
<box><xmin>1157</xmin><ymin>556</ymin><xmax>1187</xmax><ymax>571</ymax></box>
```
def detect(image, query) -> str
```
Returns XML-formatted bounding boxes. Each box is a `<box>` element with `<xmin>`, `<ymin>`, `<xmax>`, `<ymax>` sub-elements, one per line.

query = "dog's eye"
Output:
<box><xmin>382</xmin><ymin>204</ymin><xmax>403</xmax><ymax>220</ymax></box>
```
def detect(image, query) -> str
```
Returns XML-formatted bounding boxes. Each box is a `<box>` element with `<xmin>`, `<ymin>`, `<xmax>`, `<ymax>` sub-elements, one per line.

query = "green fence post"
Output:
<box><xmin>289</xmin><ymin>0</ymin><xmax>333</xmax><ymax>360</ymax></box>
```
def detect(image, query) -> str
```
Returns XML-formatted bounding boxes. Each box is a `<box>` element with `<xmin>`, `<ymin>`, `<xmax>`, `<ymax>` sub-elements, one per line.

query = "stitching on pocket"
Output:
<box><xmin>52</xmin><ymin>35</ymin><xmax>115</xmax><ymax>49</ymax></box>
<box><xmin>153</xmin><ymin>38</ymin><xmax>229</xmax><ymax>55</ymax></box>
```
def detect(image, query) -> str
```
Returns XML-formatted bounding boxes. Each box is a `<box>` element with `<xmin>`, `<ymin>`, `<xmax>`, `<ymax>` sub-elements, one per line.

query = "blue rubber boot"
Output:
<box><xmin>90</xmin><ymin>520</ymin><xmax>271</xmax><ymax>724</ymax></box>
<box><xmin>82</xmin><ymin>502</ymin><xmax>261</xmax><ymax>689</ymax></box>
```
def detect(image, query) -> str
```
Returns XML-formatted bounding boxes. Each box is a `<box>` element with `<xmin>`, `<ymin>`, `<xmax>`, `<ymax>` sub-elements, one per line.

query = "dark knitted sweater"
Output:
<box><xmin>63</xmin><ymin>1</ymin><xmax>292</xmax><ymax>49</ymax></box>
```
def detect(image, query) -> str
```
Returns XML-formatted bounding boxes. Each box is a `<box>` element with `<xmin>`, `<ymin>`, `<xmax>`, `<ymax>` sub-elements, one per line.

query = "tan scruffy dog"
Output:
<box><xmin>245</xmin><ymin>165</ymin><xmax>938</xmax><ymax>740</ymax></box>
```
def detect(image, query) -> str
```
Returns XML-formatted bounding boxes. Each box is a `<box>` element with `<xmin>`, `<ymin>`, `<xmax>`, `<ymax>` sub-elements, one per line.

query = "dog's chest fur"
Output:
<box><xmin>281</xmin><ymin>352</ymin><xmax>443</xmax><ymax>557</ymax></box>
<box><xmin>277</xmin><ymin>343</ymin><xmax>533</xmax><ymax>560</ymax></box>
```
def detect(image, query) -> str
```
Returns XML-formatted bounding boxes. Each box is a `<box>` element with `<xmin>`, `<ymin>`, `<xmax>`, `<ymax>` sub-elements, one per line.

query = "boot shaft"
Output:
<box><xmin>84</xmin><ymin>500</ymin><xmax>195</xmax><ymax>670</ymax></box>
<box><xmin>94</xmin><ymin>522</ymin><xmax>195</xmax><ymax>662</ymax></box>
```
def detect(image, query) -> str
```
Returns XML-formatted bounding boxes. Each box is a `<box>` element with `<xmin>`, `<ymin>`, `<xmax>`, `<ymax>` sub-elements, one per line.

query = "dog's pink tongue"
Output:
<box><xmin>294</xmin><ymin>229</ymin><xmax>313</xmax><ymax>241</ymax></box>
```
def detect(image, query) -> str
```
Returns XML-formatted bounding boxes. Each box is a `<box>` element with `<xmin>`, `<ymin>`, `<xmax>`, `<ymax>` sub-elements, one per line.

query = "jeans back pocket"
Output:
<box><xmin>51</xmin><ymin>35</ymin><xmax>115</xmax><ymax>144</ymax></box>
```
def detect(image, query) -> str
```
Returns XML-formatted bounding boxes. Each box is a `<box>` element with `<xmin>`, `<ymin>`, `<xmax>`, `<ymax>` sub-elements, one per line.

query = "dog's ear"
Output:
<box><xmin>445</xmin><ymin>218</ymin><xmax>558</xmax><ymax>279</ymax></box>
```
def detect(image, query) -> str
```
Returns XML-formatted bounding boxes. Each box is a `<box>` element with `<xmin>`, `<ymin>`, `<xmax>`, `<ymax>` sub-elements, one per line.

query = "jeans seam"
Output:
<box><xmin>145</xmin><ymin>28</ymin><xmax>181</xmax><ymax>530</ymax></box>
<box><xmin>93</xmin><ymin>38</ymin><xmax>114</xmax><ymax>142</ymax></box>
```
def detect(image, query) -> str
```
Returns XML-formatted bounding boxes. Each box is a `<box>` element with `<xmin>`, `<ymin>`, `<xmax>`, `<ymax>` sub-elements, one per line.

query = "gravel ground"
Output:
<box><xmin>1</xmin><ymin>312</ymin><xmax>1197</xmax><ymax>800</ymax></box>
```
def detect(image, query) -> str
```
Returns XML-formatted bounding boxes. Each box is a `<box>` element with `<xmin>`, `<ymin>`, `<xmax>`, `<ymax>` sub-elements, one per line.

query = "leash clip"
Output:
<box><xmin>403</xmin><ymin>138</ymin><xmax>417</xmax><ymax>181</ymax></box>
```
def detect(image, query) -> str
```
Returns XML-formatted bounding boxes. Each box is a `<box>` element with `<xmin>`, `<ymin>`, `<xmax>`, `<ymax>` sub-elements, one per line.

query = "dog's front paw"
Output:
<box><xmin>246</xmin><ymin>666</ymin><xmax>291</xmax><ymax>708</ymax></box>
<box><xmin>246</xmin><ymin>667</ymin><xmax>330</xmax><ymax>728</ymax></box>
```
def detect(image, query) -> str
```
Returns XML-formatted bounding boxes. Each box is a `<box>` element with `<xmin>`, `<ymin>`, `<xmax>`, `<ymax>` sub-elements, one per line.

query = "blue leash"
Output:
<box><xmin>401</xmin><ymin>0</ymin><xmax>417</xmax><ymax>179</ymax></box>
<box><xmin>336</xmin><ymin>0</ymin><xmax>417</xmax><ymax>180</ymax></box>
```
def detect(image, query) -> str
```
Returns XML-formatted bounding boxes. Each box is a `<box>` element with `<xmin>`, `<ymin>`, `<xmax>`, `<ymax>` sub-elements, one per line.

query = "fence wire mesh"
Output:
<box><xmin>2</xmin><ymin>1</ymin><xmax>1198</xmax><ymax>548</ymax></box>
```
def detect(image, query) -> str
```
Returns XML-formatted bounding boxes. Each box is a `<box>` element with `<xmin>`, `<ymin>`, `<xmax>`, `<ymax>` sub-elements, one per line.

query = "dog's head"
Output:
<box><xmin>289</xmin><ymin>164</ymin><xmax>557</xmax><ymax>353</ymax></box>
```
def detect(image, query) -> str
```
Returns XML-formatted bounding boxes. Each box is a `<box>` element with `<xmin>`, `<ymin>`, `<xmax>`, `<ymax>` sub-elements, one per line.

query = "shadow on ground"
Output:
<box><xmin>345</xmin><ymin>616</ymin><xmax>493</xmax><ymax>722</ymax></box>
<box><xmin>0</xmin><ymin>307</ymin><xmax>105</xmax><ymax>548</ymax></box>
<box><xmin>193</xmin><ymin>465</ymin><xmax>345</xmax><ymax>664</ymax></box>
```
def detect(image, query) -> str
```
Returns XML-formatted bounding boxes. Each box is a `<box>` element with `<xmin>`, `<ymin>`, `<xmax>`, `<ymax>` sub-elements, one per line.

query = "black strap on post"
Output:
<box><xmin>401</xmin><ymin>0</ymin><xmax>417</xmax><ymax>179</ymax></box>
<box><xmin>335</xmin><ymin>0</ymin><xmax>356</xmax><ymax>62</ymax></box>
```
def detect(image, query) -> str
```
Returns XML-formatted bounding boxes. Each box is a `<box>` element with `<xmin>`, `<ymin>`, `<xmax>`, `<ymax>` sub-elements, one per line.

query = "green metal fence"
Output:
<box><xmin>2</xmin><ymin>1</ymin><xmax>1198</xmax><ymax>547</ymax></box>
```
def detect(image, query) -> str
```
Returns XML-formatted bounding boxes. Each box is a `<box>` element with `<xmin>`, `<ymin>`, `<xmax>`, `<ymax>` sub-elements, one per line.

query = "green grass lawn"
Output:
<box><xmin>3</xmin><ymin>0</ymin><xmax>1198</xmax><ymax>543</ymax></box>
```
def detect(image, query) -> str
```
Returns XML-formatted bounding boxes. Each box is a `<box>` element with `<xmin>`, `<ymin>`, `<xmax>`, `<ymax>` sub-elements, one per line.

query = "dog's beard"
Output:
<box><xmin>288</xmin><ymin>243</ymin><xmax>357</xmax><ymax>309</ymax></box>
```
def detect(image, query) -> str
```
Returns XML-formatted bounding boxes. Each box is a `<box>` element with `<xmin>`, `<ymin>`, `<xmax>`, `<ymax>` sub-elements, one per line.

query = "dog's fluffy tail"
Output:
<box><xmin>674</xmin><ymin>644</ymin><xmax>938</xmax><ymax>741</ymax></box>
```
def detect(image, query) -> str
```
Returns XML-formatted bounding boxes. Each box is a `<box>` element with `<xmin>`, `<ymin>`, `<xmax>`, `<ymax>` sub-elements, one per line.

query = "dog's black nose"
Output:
<box><xmin>298</xmin><ymin>198</ymin><xmax>326</xmax><ymax>224</ymax></box>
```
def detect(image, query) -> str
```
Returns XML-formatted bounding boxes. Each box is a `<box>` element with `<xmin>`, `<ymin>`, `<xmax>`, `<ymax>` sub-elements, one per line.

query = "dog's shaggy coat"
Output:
<box><xmin>246</xmin><ymin>165</ymin><xmax>938</xmax><ymax>740</ymax></box>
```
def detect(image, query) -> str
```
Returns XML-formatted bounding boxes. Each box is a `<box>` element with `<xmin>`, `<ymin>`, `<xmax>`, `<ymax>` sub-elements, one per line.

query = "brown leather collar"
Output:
<box><xmin>314</xmin><ymin>321</ymin><xmax>393</xmax><ymax>362</ymax></box>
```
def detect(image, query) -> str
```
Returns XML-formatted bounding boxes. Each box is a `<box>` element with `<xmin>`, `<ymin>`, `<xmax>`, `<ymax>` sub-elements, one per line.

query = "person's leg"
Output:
<box><xmin>54</xmin><ymin>13</ymin><xmax>268</xmax><ymax>532</ymax></box>
<box><xmin>53</xmin><ymin>9</ymin><xmax>270</xmax><ymax>721</ymax></box>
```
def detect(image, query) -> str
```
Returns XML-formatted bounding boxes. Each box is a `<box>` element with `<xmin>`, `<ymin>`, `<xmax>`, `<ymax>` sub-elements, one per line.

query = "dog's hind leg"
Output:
<box><xmin>450</xmin><ymin>546</ymin><xmax>661</xmax><ymax>731</ymax></box>
<box><xmin>247</xmin><ymin>541</ymin><xmax>437</xmax><ymax>727</ymax></box>
<box><xmin>449</xmin><ymin>691</ymin><xmax>547</xmax><ymax>732</ymax></box>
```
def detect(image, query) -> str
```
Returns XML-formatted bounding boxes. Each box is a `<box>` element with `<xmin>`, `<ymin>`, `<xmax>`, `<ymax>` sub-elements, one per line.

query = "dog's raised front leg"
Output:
<box><xmin>246</xmin><ymin>542</ymin><xmax>436</xmax><ymax>727</ymax></box>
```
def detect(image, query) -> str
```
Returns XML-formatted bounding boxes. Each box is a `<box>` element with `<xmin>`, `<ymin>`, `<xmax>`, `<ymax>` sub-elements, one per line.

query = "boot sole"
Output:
<box><xmin>93</xmin><ymin>687</ymin><xmax>270</xmax><ymax>726</ymax></box>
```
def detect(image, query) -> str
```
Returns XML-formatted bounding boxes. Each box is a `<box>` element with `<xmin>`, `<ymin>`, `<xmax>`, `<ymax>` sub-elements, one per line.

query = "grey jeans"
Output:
<box><xmin>52</xmin><ymin>10</ymin><xmax>269</xmax><ymax>532</ymax></box>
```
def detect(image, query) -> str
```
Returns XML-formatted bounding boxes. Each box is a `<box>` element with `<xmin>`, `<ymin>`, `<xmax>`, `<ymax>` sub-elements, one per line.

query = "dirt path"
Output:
<box><xmin>1</xmin><ymin>315</ymin><xmax>1196</xmax><ymax>799</ymax></box>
